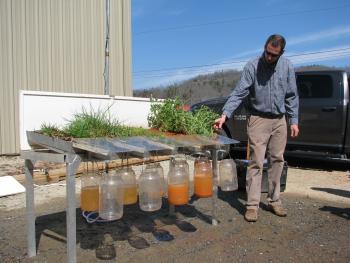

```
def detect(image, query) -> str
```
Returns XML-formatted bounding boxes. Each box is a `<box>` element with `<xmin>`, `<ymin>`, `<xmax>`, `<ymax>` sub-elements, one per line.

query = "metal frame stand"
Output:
<box><xmin>211</xmin><ymin>149</ymin><xmax>219</xmax><ymax>226</ymax></box>
<box><xmin>66</xmin><ymin>155</ymin><xmax>81</xmax><ymax>263</ymax></box>
<box><xmin>22</xmin><ymin>150</ymin><xmax>81</xmax><ymax>263</ymax></box>
<box><xmin>22</xmin><ymin>135</ymin><xmax>235</xmax><ymax>262</ymax></box>
<box><xmin>24</xmin><ymin>158</ymin><xmax>36</xmax><ymax>258</ymax></box>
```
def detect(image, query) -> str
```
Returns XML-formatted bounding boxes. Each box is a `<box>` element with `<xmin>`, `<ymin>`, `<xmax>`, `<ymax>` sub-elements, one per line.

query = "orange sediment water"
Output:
<box><xmin>168</xmin><ymin>183</ymin><xmax>189</xmax><ymax>205</ymax></box>
<box><xmin>81</xmin><ymin>186</ymin><xmax>99</xmax><ymax>211</ymax></box>
<box><xmin>194</xmin><ymin>175</ymin><xmax>213</xmax><ymax>198</ymax></box>
<box><xmin>123</xmin><ymin>185</ymin><xmax>138</xmax><ymax>205</ymax></box>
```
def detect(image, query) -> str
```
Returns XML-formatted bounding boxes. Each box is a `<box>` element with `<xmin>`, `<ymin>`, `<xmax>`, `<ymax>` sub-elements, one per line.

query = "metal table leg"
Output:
<box><xmin>66</xmin><ymin>155</ymin><xmax>81</xmax><ymax>263</ymax></box>
<box><xmin>211</xmin><ymin>149</ymin><xmax>219</xmax><ymax>226</ymax></box>
<box><xmin>25</xmin><ymin>159</ymin><xmax>36</xmax><ymax>257</ymax></box>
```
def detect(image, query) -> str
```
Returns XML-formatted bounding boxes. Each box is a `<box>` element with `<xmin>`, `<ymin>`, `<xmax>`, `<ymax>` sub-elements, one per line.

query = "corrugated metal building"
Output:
<box><xmin>0</xmin><ymin>0</ymin><xmax>132</xmax><ymax>155</ymax></box>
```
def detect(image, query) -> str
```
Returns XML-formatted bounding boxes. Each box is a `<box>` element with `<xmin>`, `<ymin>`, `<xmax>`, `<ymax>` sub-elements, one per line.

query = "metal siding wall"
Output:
<box><xmin>51</xmin><ymin>0</ymin><xmax>64</xmax><ymax>93</ymax></box>
<box><xmin>25</xmin><ymin>0</ymin><xmax>40</xmax><ymax>91</ymax></box>
<box><xmin>110</xmin><ymin>0</ymin><xmax>132</xmax><ymax>96</ymax></box>
<box><xmin>10</xmin><ymin>0</ymin><xmax>26</xmax><ymax>154</ymax></box>
<box><xmin>0</xmin><ymin>0</ymin><xmax>14</xmax><ymax>154</ymax></box>
<box><xmin>110</xmin><ymin>0</ymin><xmax>122</xmax><ymax>96</ymax></box>
<box><xmin>0</xmin><ymin>0</ymin><xmax>132</xmax><ymax>154</ymax></box>
<box><xmin>123</xmin><ymin>0</ymin><xmax>133</xmax><ymax>96</ymax></box>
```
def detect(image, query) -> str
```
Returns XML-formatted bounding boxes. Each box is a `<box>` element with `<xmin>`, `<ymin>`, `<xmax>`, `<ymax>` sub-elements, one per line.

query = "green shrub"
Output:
<box><xmin>186</xmin><ymin>105</ymin><xmax>219</xmax><ymax>136</ymax></box>
<box><xmin>148</xmin><ymin>98</ymin><xmax>219</xmax><ymax>136</ymax></box>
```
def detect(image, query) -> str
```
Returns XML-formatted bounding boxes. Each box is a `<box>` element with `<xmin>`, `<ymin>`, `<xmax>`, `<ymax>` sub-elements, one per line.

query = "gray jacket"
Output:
<box><xmin>222</xmin><ymin>55</ymin><xmax>299</xmax><ymax>125</ymax></box>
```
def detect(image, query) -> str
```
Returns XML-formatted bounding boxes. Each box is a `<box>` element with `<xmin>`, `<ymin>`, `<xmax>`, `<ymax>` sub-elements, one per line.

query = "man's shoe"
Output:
<box><xmin>244</xmin><ymin>209</ymin><xmax>258</xmax><ymax>222</ymax></box>
<box><xmin>268</xmin><ymin>203</ymin><xmax>287</xmax><ymax>217</ymax></box>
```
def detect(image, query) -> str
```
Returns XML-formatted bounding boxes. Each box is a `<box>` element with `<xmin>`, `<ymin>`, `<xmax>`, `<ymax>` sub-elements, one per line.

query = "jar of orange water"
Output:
<box><xmin>116</xmin><ymin>167</ymin><xmax>138</xmax><ymax>205</ymax></box>
<box><xmin>81</xmin><ymin>165</ymin><xmax>100</xmax><ymax>212</ymax></box>
<box><xmin>194</xmin><ymin>156</ymin><xmax>213</xmax><ymax>198</ymax></box>
<box><xmin>168</xmin><ymin>159</ymin><xmax>189</xmax><ymax>205</ymax></box>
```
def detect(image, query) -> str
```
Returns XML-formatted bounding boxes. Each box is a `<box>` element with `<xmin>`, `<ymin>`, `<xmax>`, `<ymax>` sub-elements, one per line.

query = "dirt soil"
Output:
<box><xmin>0</xmin><ymin>156</ymin><xmax>349</xmax><ymax>263</ymax></box>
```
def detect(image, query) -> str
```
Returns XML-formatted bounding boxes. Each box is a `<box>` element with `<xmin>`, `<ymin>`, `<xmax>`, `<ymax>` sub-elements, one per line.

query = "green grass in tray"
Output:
<box><xmin>63</xmin><ymin>106</ymin><xmax>119</xmax><ymax>138</ymax></box>
<box><xmin>39</xmin><ymin>106</ymin><xmax>160</xmax><ymax>139</ymax></box>
<box><xmin>39</xmin><ymin>98</ymin><xmax>219</xmax><ymax>139</ymax></box>
<box><xmin>40</xmin><ymin>123</ymin><xmax>70</xmax><ymax>138</ymax></box>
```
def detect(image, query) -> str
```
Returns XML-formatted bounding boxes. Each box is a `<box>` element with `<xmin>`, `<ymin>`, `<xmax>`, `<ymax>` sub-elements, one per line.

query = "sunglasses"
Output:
<box><xmin>264</xmin><ymin>50</ymin><xmax>281</xmax><ymax>58</ymax></box>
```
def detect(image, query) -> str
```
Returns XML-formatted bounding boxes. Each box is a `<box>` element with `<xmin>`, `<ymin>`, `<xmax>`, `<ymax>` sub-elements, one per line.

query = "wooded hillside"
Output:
<box><xmin>133</xmin><ymin>65</ymin><xmax>349</xmax><ymax>105</ymax></box>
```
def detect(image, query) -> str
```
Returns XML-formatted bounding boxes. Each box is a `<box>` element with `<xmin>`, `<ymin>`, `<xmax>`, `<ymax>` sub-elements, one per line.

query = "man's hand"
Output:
<box><xmin>290</xmin><ymin>124</ymin><xmax>299</xmax><ymax>138</ymax></box>
<box><xmin>214</xmin><ymin>114</ymin><xmax>227</xmax><ymax>130</ymax></box>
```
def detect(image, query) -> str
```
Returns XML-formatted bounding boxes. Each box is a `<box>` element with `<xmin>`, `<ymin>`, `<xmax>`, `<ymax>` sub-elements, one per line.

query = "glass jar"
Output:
<box><xmin>168</xmin><ymin>158</ymin><xmax>189</xmax><ymax>205</ymax></box>
<box><xmin>116</xmin><ymin>167</ymin><xmax>138</xmax><ymax>205</ymax></box>
<box><xmin>146</xmin><ymin>162</ymin><xmax>166</xmax><ymax>197</ymax></box>
<box><xmin>219</xmin><ymin>159</ymin><xmax>238</xmax><ymax>191</ymax></box>
<box><xmin>170</xmin><ymin>155</ymin><xmax>192</xmax><ymax>196</ymax></box>
<box><xmin>99</xmin><ymin>172</ymin><xmax>124</xmax><ymax>220</ymax></box>
<box><xmin>194</xmin><ymin>156</ymin><xmax>213</xmax><ymax>198</ymax></box>
<box><xmin>138</xmin><ymin>165</ymin><xmax>162</xmax><ymax>212</ymax></box>
<box><xmin>81</xmin><ymin>165</ymin><xmax>100</xmax><ymax>212</ymax></box>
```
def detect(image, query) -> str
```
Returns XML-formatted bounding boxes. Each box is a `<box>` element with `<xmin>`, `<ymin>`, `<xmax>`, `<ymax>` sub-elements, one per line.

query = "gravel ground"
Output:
<box><xmin>0</xmin><ymin>156</ymin><xmax>349</xmax><ymax>263</ymax></box>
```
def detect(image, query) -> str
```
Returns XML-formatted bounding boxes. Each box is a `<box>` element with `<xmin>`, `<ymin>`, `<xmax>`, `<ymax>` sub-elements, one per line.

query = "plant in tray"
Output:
<box><xmin>38</xmin><ymin>99</ymin><xmax>218</xmax><ymax>139</ymax></box>
<box><xmin>148</xmin><ymin>97</ymin><xmax>219</xmax><ymax>136</ymax></box>
<box><xmin>63</xmin><ymin>106</ymin><xmax>120</xmax><ymax>138</ymax></box>
<box><xmin>147</xmin><ymin>97</ymin><xmax>188</xmax><ymax>134</ymax></box>
<box><xmin>186</xmin><ymin>105</ymin><xmax>219</xmax><ymax>136</ymax></box>
<box><xmin>40</xmin><ymin>123</ymin><xmax>71</xmax><ymax>139</ymax></box>
<box><xmin>38</xmin><ymin>106</ymin><xmax>162</xmax><ymax>139</ymax></box>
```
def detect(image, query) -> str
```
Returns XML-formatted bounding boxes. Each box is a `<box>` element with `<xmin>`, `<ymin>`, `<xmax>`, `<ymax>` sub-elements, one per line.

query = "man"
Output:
<box><xmin>214</xmin><ymin>34</ymin><xmax>299</xmax><ymax>222</ymax></box>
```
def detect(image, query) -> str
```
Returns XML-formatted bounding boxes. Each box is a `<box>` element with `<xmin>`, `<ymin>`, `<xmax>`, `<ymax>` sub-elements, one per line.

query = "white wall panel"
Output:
<box><xmin>19</xmin><ymin>91</ymin><xmax>152</xmax><ymax>151</ymax></box>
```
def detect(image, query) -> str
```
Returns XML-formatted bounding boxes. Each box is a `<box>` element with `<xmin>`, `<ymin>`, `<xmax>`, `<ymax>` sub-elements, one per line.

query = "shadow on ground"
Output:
<box><xmin>311</xmin><ymin>187</ymin><xmax>350</xmax><ymax>198</ymax></box>
<box><xmin>319</xmin><ymin>205</ymin><xmax>350</xmax><ymax>220</ymax></box>
<box><xmin>285</xmin><ymin>156</ymin><xmax>350</xmax><ymax>171</ymax></box>
<box><xmin>217</xmin><ymin>189</ymin><xmax>246</xmax><ymax>216</ymax></box>
<box><xmin>34</xmin><ymin>199</ymin><xmax>212</xmax><ymax>253</ymax></box>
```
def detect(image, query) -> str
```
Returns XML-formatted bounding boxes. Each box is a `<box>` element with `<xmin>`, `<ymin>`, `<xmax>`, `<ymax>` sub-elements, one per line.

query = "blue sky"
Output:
<box><xmin>132</xmin><ymin>0</ymin><xmax>350</xmax><ymax>90</ymax></box>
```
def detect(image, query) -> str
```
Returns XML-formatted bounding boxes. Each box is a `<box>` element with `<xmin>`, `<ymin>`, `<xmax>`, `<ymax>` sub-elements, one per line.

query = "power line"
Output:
<box><xmin>133</xmin><ymin>47</ymin><xmax>350</xmax><ymax>78</ymax></box>
<box><xmin>133</xmin><ymin>51</ymin><xmax>350</xmax><ymax>79</ymax></box>
<box><xmin>134</xmin><ymin>51</ymin><xmax>350</xmax><ymax>79</ymax></box>
<box><xmin>133</xmin><ymin>59</ymin><xmax>247</xmax><ymax>75</ymax></box>
<box><xmin>134</xmin><ymin>5</ymin><xmax>350</xmax><ymax>36</ymax></box>
<box><xmin>288</xmin><ymin>47</ymin><xmax>350</xmax><ymax>57</ymax></box>
<box><xmin>134</xmin><ymin>52</ymin><xmax>350</xmax><ymax>79</ymax></box>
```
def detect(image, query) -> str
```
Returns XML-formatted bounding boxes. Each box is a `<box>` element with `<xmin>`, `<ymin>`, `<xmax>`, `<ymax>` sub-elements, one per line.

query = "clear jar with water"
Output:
<box><xmin>81</xmin><ymin>163</ymin><xmax>100</xmax><ymax>212</ymax></box>
<box><xmin>219</xmin><ymin>159</ymin><xmax>238</xmax><ymax>191</ymax></box>
<box><xmin>99</xmin><ymin>171</ymin><xmax>124</xmax><ymax>220</ymax></box>
<box><xmin>116</xmin><ymin>167</ymin><xmax>138</xmax><ymax>205</ymax></box>
<box><xmin>146</xmin><ymin>162</ymin><xmax>166</xmax><ymax>197</ymax></box>
<box><xmin>138</xmin><ymin>165</ymin><xmax>162</xmax><ymax>212</ymax></box>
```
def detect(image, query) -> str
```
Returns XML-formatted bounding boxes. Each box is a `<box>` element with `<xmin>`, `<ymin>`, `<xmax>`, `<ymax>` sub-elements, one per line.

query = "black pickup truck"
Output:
<box><xmin>191</xmin><ymin>69</ymin><xmax>350</xmax><ymax>162</ymax></box>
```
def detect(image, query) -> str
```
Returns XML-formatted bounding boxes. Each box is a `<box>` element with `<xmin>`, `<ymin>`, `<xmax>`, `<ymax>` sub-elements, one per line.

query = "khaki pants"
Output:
<box><xmin>246</xmin><ymin>115</ymin><xmax>287</xmax><ymax>210</ymax></box>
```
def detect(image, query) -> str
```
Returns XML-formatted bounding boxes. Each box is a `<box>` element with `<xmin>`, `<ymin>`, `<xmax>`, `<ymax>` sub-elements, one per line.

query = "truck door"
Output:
<box><xmin>290</xmin><ymin>72</ymin><xmax>346</xmax><ymax>152</ymax></box>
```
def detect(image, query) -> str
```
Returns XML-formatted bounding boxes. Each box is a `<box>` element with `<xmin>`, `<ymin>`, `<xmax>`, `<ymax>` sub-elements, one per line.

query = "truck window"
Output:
<box><xmin>296</xmin><ymin>75</ymin><xmax>333</xmax><ymax>99</ymax></box>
